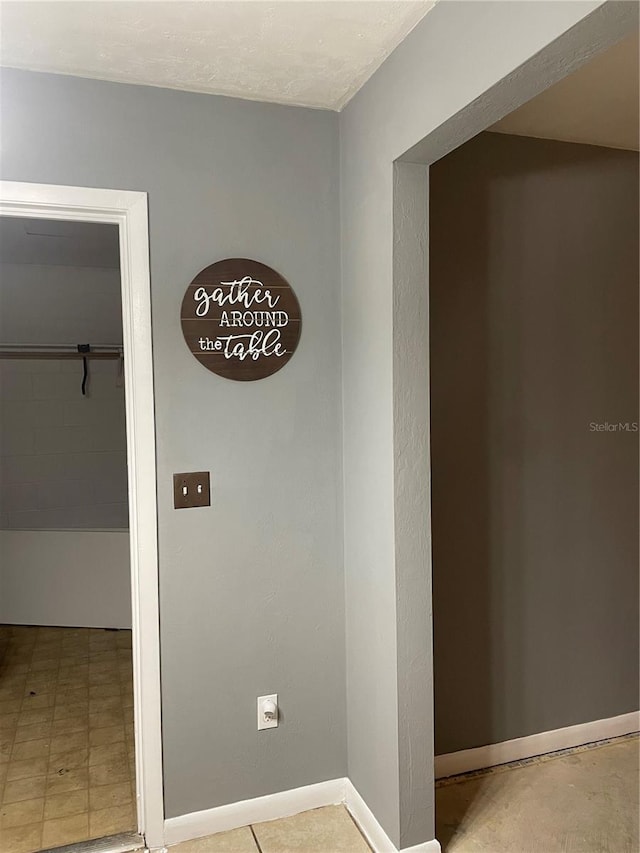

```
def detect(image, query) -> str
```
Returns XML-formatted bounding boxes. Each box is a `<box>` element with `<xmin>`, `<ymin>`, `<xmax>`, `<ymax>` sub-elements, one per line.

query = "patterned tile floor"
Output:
<box><xmin>167</xmin><ymin>739</ymin><xmax>639</xmax><ymax>853</ymax></box>
<box><xmin>0</xmin><ymin>624</ymin><xmax>136</xmax><ymax>853</ymax></box>
<box><xmin>170</xmin><ymin>805</ymin><xmax>371</xmax><ymax>852</ymax></box>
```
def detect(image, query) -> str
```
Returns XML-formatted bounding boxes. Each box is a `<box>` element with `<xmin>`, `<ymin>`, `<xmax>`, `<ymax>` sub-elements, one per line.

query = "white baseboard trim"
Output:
<box><xmin>435</xmin><ymin>710</ymin><xmax>640</xmax><ymax>779</ymax></box>
<box><xmin>158</xmin><ymin>713</ymin><xmax>640</xmax><ymax>853</ymax></box>
<box><xmin>344</xmin><ymin>780</ymin><xmax>441</xmax><ymax>853</ymax></box>
<box><xmin>164</xmin><ymin>778</ymin><xmax>346</xmax><ymax>846</ymax></box>
<box><xmin>164</xmin><ymin>777</ymin><xmax>441</xmax><ymax>852</ymax></box>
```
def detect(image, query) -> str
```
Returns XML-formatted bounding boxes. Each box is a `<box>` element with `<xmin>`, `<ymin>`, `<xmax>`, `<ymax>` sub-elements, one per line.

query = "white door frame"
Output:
<box><xmin>0</xmin><ymin>181</ymin><xmax>164</xmax><ymax>849</ymax></box>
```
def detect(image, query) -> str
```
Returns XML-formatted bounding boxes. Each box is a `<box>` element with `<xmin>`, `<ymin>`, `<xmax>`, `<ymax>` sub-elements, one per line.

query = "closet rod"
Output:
<box><xmin>0</xmin><ymin>343</ymin><xmax>123</xmax><ymax>360</ymax></box>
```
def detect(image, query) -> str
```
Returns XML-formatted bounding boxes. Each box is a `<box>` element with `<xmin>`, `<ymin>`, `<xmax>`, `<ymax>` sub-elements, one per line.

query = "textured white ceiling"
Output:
<box><xmin>490</xmin><ymin>32</ymin><xmax>639</xmax><ymax>151</ymax></box>
<box><xmin>0</xmin><ymin>1</ymin><xmax>435</xmax><ymax>110</ymax></box>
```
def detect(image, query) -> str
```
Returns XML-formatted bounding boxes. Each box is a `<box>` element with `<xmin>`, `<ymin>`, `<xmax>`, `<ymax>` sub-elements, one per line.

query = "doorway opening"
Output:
<box><xmin>428</xmin><ymin>32</ymin><xmax>639</xmax><ymax>852</ymax></box>
<box><xmin>0</xmin><ymin>183</ymin><xmax>163</xmax><ymax>852</ymax></box>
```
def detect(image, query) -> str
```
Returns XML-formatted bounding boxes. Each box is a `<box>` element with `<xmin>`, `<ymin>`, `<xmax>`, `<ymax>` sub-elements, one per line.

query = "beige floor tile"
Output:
<box><xmin>54</xmin><ymin>702</ymin><xmax>89</xmax><ymax>721</ymax></box>
<box><xmin>59</xmin><ymin>664</ymin><xmax>89</xmax><ymax>680</ymax></box>
<box><xmin>5</xmin><ymin>665</ymin><xmax>29</xmax><ymax>676</ymax></box>
<box><xmin>2</xmin><ymin>776</ymin><xmax>47</xmax><ymax>805</ymax></box>
<box><xmin>90</xmin><ymin>709</ymin><xmax>125</xmax><ymax>730</ymax></box>
<box><xmin>90</xmin><ymin>742</ymin><xmax>127</xmax><ymax>767</ymax></box>
<box><xmin>42</xmin><ymin>812</ymin><xmax>89</xmax><ymax>847</ymax></box>
<box><xmin>170</xmin><ymin>827</ymin><xmax>259</xmax><ymax>853</ymax></box>
<box><xmin>55</xmin><ymin>687</ymin><xmax>90</xmax><ymax>706</ymax></box>
<box><xmin>50</xmin><ymin>730</ymin><xmax>88</xmax><ymax>755</ymax></box>
<box><xmin>59</xmin><ymin>656</ymin><xmax>89</xmax><ymax>668</ymax></box>
<box><xmin>89</xmin><ymin>660</ymin><xmax>118</xmax><ymax>674</ymax></box>
<box><xmin>252</xmin><ymin>806</ymin><xmax>370</xmax><ymax>853</ymax></box>
<box><xmin>0</xmin><ymin>713</ymin><xmax>20</xmax><ymax>731</ymax></box>
<box><xmin>88</xmin><ymin>756</ymin><xmax>130</xmax><ymax>787</ymax></box>
<box><xmin>89</xmin><ymin>651</ymin><xmax>118</xmax><ymax>665</ymax></box>
<box><xmin>0</xmin><ymin>685</ymin><xmax>25</xmax><ymax>702</ymax></box>
<box><xmin>89</xmin><ymin>670</ymin><xmax>120</xmax><ymax>686</ymax></box>
<box><xmin>6</xmin><ymin>758</ymin><xmax>49</xmax><ymax>782</ymax></box>
<box><xmin>89</xmin><ymin>803</ymin><xmax>135</xmax><ymax>838</ymax></box>
<box><xmin>28</xmin><ymin>658</ymin><xmax>59</xmax><ymax>673</ymax></box>
<box><xmin>56</xmin><ymin>677</ymin><xmax>89</xmax><ymax>692</ymax></box>
<box><xmin>44</xmin><ymin>787</ymin><xmax>89</xmax><ymax>820</ymax></box>
<box><xmin>2</xmin><ymin>624</ymin><xmax>135</xmax><ymax>845</ymax></box>
<box><xmin>46</xmin><ymin>767</ymin><xmax>89</xmax><ymax>796</ymax></box>
<box><xmin>89</xmin><ymin>696</ymin><xmax>123</xmax><ymax>714</ymax></box>
<box><xmin>0</xmin><ymin>822</ymin><xmax>42</xmax><ymax>853</ymax></box>
<box><xmin>1</xmin><ymin>733</ymin><xmax>14</xmax><ymax>762</ymax></box>
<box><xmin>14</xmin><ymin>722</ymin><xmax>52</xmax><ymax>743</ymax></box>
<box><xmin>21</xmin><ymin>694</ymin><xmax>55</xmax><ymax>712</ymax></box>
<box><xmin>30</xmin><ymin>646</ymin><xmax>59</xmax><ymax>662</ymax></box>
<box><xmin>18</xmin><ymin>708</ymin><xmax>54</xmax><ymax>727</ymax></box>
<box><xmin>0</xmin><ymin>796</ymin><xmax>45</xmax><ymax>828</ymax></box>
<box><xmin>51</xmin><ymin>714</ymin><xmax>89</xmax><ymax>736</ymax></box>
<box><xmin>89</xmin><ymin>724</ymin><xmax>125</xmax><ymax>746</ymax></box>
<box><xmin>89</xmin><ymin>780</ymin><xmax>132</xmax><ymax>811</ymax></box>
<box><xmin>89</xmin><ymin>642</ymin><xmax>117</xmax><ymax>654</ymax></box>
<box><xmin>24</xmin><ymin>675</ymin><xmax>57</xmax><ymax>694</ymax></box>
<box><xmin>11</xmin><ymin>738</ymin><xmax>50</xmax><ymax>762</ymax></box>
<box><xmin>89</xmin><ymin>683</ymin><xmax>122</xmax><ymax>700</ymax></box>
<box><xmin>49</xmin><ymin>747</ymin><xmax>89</xmax><ymax>774</ymax></box>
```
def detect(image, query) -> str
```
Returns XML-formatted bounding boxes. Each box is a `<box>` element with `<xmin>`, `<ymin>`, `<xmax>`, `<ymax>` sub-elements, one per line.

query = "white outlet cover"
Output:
<box><xmin>257</xmin><ymin>694</ymin><xmax>278</xmax><ymax>730</ymax></box>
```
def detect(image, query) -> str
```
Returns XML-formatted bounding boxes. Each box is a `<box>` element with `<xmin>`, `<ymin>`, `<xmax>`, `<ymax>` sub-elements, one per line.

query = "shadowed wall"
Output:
<box><xmin>430</xmin><ymin>132</ymin><xmax>639</xmax><ymax>754</ymax></box>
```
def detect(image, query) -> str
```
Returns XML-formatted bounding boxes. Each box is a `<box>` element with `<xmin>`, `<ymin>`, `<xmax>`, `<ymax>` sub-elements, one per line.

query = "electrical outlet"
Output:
<box><xmin>257</xmin><ymin>694</ymin><xmax>278</xmax><ymax>730</ymax></box>
<box><xmin>173</xmin><ymin>472</ymin><xmax>210</xmax><ymax>509</ymax></box>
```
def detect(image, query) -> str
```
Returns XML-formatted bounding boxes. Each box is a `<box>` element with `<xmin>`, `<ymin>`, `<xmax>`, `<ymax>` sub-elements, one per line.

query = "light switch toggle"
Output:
<box><xmin>173</xmin><ymin>472</ymin><xmax>211</xmax><ymax>509</ymax></box>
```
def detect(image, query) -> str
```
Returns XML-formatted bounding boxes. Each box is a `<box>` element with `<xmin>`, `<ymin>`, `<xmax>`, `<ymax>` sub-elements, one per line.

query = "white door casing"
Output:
<box><xmin>0</xmin><ymin>181</ymin><xmax>164</xmax><ymax>849</ymax></box>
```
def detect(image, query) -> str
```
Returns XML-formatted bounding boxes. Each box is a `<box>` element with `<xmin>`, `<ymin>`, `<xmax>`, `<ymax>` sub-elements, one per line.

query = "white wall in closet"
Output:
<box><xmin>0</xmin><ymin>219</ymin><xmax>131</xmax><ymax>627</ymax></box>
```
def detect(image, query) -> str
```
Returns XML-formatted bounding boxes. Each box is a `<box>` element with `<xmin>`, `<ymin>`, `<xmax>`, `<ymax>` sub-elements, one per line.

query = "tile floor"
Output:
<box><xmin>436</xmin><ymin>734</ymin><xmax>639</xmax><ymax>852</ymax></box>
<box><xmin>0</xmin><ymin>624</ymin><xmax>136</xmax><ymax>853</ymax></box>
<box><xmin>3</xmin><ymin>628</ymin><xmax>634</xmax><ymax>853</ymax></box>
<box><xmin>170</xmin><ymin>805</ymin><xmax>371</xmax><ymax>853</ymax></box>
<box><xmin>167</xmin><ymin>736</ymin><xmax>639</xmax><ymax>853</ymax></box>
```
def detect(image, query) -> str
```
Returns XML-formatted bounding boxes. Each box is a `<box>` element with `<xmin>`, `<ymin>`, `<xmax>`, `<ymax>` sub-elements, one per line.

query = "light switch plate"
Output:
<box><xmin>173</xmin><ymin>472</ymin><xmax>210</xmax><ymax>509</ymax></box>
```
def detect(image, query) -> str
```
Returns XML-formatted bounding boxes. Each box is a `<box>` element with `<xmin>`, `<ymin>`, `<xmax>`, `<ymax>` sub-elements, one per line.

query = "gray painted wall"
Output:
<box><xmin>339</xmin><ymin>1</ymin><xmax>635</xmax><ymax>847</ymax></box>
<box><xmin>430</xmin><ymin>132</ymin><xmax>639</xmax><ymax>755</ymax></box>
<box><xmin>0</xmin><ymin>68</ymin><xmax>345</xmax><ymax>817</ymax></box>
<box><xmin>2</xmin><ymin>0</ymin><xmax>638</xmax><ymax>843</ymax></box>
<box><xmin>0</xmin><ymin>261</ymin><xmax>127</xmax><ymax>529</ymax></box>
<box><xmin>0</xmin><ymin>356</ymin><xmax>128</xmax><ymax>529</ymax></box>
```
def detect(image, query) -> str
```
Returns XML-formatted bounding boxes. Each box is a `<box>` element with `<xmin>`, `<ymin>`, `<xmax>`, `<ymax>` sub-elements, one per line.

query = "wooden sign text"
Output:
<box><xmin>181</xmin><ymin>259</ymin><xmax>301</xmax><ymax>381</ymax></box>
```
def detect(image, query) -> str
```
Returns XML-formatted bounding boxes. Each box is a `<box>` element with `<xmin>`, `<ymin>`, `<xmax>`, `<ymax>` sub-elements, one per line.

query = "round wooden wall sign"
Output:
<box><xmin>180</xmin><ymin>258</ymin><xmax>302</xmax><ymax>381</ymax></box>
